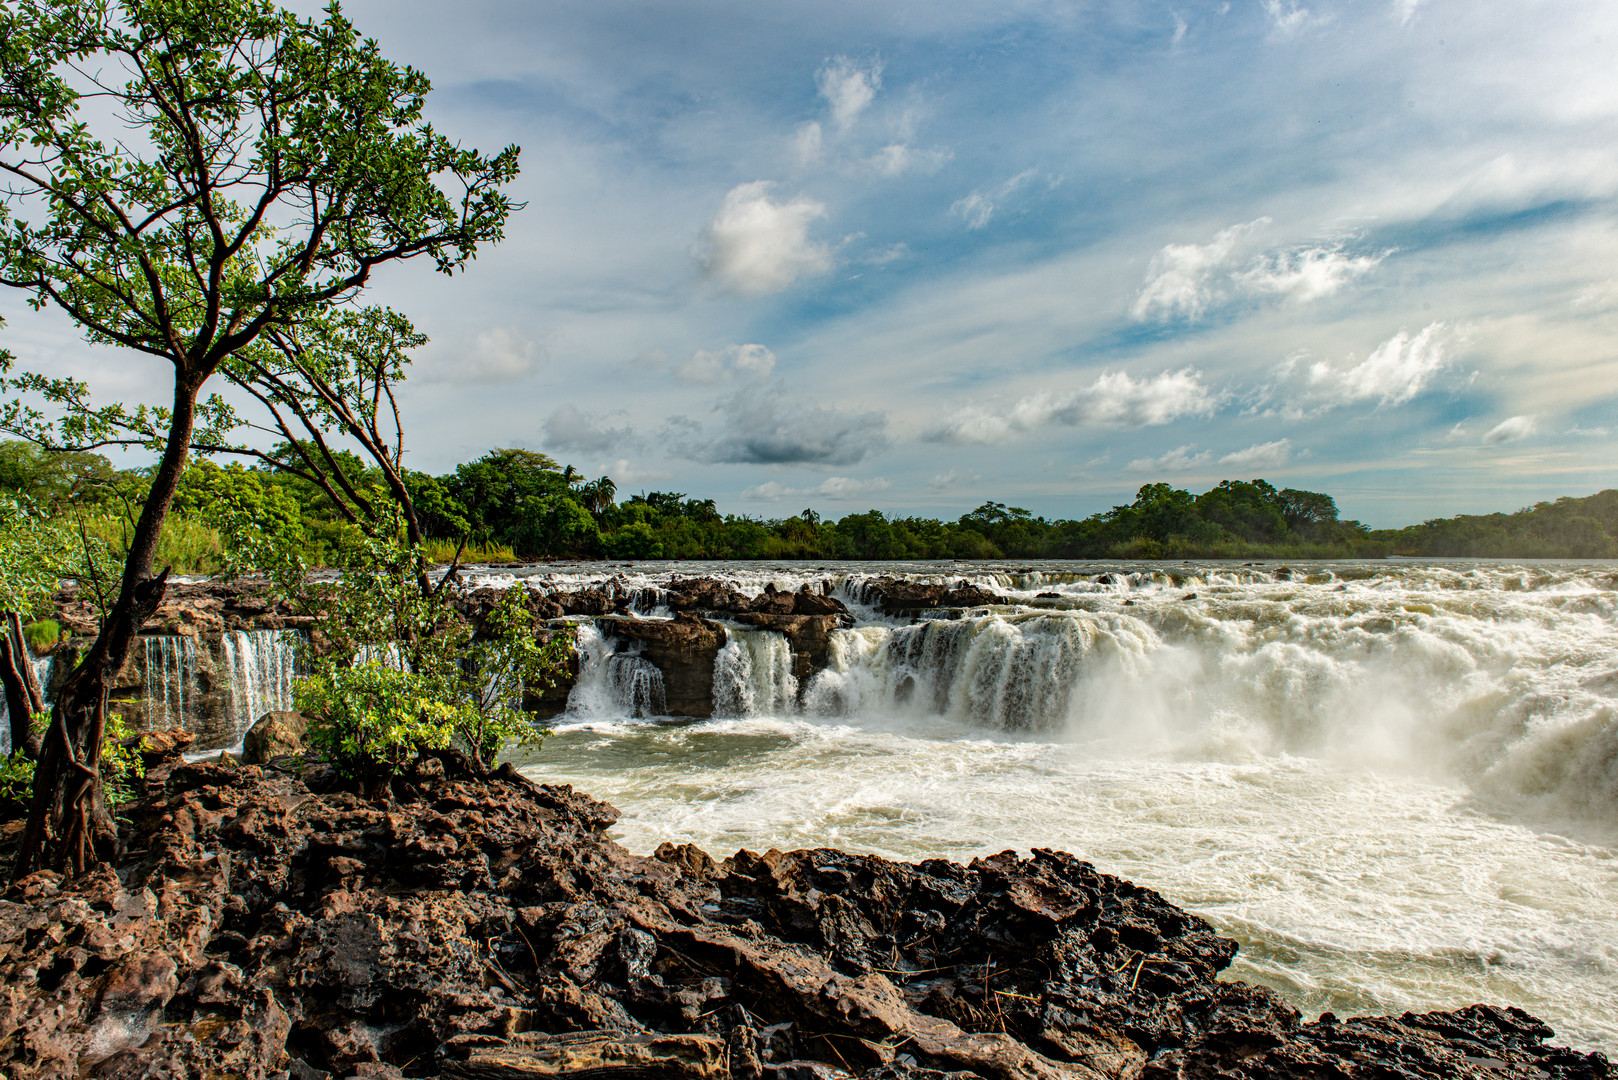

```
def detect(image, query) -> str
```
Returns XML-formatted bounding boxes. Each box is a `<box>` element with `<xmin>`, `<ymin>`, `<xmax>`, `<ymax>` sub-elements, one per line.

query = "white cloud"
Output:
<box><xmin>950</xmin><ymin>170</ymin><xmax>1039</xmax><ymax>231</ymax></box>
<box><xmin>1172</xmin><ymin>13</ymin><xmax>1189</xmax><ymax>45</ymax></box>
<box><xmin>697</xmin><ymin>182</ymin><xmax>834</xmax><ymax>296</ymax></box>
<box><xmin>441</xmin><ymin>326</ymin><xmax>542</xmax><ymax>382</ymax></box>
<box><xmin>741</xmin><ymin>475</ymin><xmax>892</xmax><ymax>502</ymax></box>
<box><xmin>794</xmin><ymin>121</ymin><xmax>824</xmax><ymax>166</ymax></box>
<box><xmin>674</xmin><ymin>343</ymin><xmax>777</xmax><ymax>383</ymax></box>
<box><xmin>1261</xmin><ymin>0</ymin><xmax>1320</xmax><ymax>34</ymax></box>
<box><xmin>1394</xmin><ymin>0</ymin><xmax>1421</xmax><ymax>24</ymax></box>
<box><xmin>928</xmin><ymin>369</ymin><xmax>1218</xmax><ymax>444</ymax></box>
<box><xmin>541</xmin><ymin>405</ymin><xmax>639</xmax><ymax>454</ymax></box>
<box><xmin>1127</xmin><ymin>444</ymin><xmax>1213</xmax><ymax>472</ymax></box>
<box><xmin>1219</xmin><ymin>438</ymin><xmax>1293</xmax><ymax>469</ymax></box>
<box><xmin>1236</xmin><ymin>246</ymin><xmax>1386</xmax><ymax>302</ymax></box>
<box><xmin>1484</xmin><ymin>415</ymin><xmax>1537</xmax><ymax>444</ymax></box>
<box><xmin>1308</xmin><ymin>322</ymin><xmax>1449</xmax><ymax>406</ymax></box>
<box><xmin>608</xmin><ymin>459</ymin><xmax>674</xmax><ymax>486</ymax></box>
<box><xmin>869</xmin><ymin>143</ymin><xmax>950</xmax><ymax>178</ymax></box>
<box><xmin>816</xmin><ymin>56</ymin><xmax>882</xmax><ymax>130</ymax></box>
<box><xmin>1130</xmin><ymin>219</ymin><xmax>1268</xmax><ymax>321</ymax></box>
<box><xmin>1573</xmin><ymin>280</ymin><xmax>1618</xmax><ymax>311</ymax></box>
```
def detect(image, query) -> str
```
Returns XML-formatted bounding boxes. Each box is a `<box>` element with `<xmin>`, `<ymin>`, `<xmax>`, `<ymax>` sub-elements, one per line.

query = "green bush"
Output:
<box><xmin>296</xmin><ymin>663</ymin><xmax>464</xmax><ymax>776</ymax></box>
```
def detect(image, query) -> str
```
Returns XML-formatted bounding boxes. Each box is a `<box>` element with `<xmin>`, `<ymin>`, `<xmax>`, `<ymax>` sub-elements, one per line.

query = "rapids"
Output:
<box><xmin>503</xmin><ymin>559</ymin><xmax>1618</xmax><ymax>1054</ymax></box>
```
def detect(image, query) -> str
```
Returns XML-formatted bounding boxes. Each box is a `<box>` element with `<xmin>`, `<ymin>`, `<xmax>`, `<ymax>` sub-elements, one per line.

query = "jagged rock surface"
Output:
<box><xmin>0</xmin><ymin>751</ymin><xmax>1604</xmax><ymax>1080</ymax></box>
<box><xmin>851</xmin><ymin>579</ymin><xmax>1001</xmax><ymax>615</ymax></box>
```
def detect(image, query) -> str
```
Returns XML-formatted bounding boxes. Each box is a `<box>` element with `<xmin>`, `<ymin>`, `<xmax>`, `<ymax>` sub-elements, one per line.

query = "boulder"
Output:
<box><xmin>243</xmin><ymin>709</ymin><xmax>307</xmax><ymax>763</ymax></box>
<box><xmin>858</xmin><ymin>578</ymin><xmax>999</xmax><ymax>614</ymax></box>
<box><xmin>597</xmin><ymin>613</ymin><xmax>727</xmax><ymax>717</ymax></box>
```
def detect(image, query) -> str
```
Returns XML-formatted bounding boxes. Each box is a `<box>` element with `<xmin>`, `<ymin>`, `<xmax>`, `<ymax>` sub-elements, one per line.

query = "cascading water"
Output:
<box><xmin>143</xmin><ymin>635</ymin><xmax>202</xmax><ymax>730</ymax></box>
<box><xmin>505</xmin><ymin>560</ymin><xmax>1618</xmax><ymax>1054</ymax></box>
<box><xmin>221</xmin><ymin>629</ymin><xmax>301</xmax><ymax>740</ymax></box>
<box><xmin>567</xmin><ymin>623</ymin><xmax>668</xmax><ymax>718</ymax></box>
<box><xmin>713</xmin><ymin>627</ymin><xmax>797</xmax><ymax>717</ymax></box>
<box><xmin>0</xmin><ymin>655</ymin><xmax>55</xmax><ymax>756</ymax></box>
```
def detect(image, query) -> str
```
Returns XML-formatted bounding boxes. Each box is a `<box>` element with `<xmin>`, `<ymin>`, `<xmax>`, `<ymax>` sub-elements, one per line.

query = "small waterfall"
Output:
<box><xmin>143</xmin><ymin>635</ymin><xmax>202</xmax><ymax>730</ymax></box>
<box><xmin>0</xmin><ymin>655</ymin><xmax>56</xmax><ymax>756</ymax></box>
<box><xmin>222</xmin><ymin>630</ymin><xmax>300</xmax><ymax>739</ymax></box>
<box><xmin>567</xmin><ymin>623</ymin><xmax>668</xmax><ymax>718</ymax></box>
<box><xmin>713</xmin><ymin>628</ymin><xmax>798</xmax><ymax>717</ymax></box>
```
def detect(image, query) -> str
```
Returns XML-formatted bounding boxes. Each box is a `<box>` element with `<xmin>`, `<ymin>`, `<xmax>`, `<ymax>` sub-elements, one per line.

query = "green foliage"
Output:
<box><xmin>175</xmin><ymin>460</ymin><xmax>306</xmax><ymax>594</ymax></box>
<box><xmin>0</xmin><ymin>750</ymin><xmax>33</xmax><ymax>812</ymax></box>
<box><xmin>299</xmin><ymin>525</ymin><xmax>569</xmax><ymax>779</ymax></box>
<box><xmin>296</xmin><ymin>663</ymin><xmax>462</xmax><ymax>776</ymax></box>
<box><xmin>0</xmin><ymin>495</ymin><xmax>77</xmax><ymax>616</ymax></box>
<box><xmin>102</xmin><ymin>714</ymin><xmax>142</xmax><ymax>811</ymax></box>
<box><xmin>21</xmin><ymin>619</ymin><xmax>59</xmax><ymax>653</ymax></box>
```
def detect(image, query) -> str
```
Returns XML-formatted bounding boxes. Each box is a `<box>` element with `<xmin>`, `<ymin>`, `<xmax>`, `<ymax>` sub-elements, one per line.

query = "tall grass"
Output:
<box><xmin>75</xmin><ymin>514</ymin><xmax>226</xmax><ymax>575</ymax></box>
<box><xmin>422</xmin><ymin>537</ymin><xmax>519</xmax><ymax>564</ymax></box>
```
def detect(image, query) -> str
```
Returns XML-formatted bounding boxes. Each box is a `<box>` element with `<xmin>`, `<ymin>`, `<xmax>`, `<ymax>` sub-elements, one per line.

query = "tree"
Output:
<box><xmin>0</xmin><ymin>0</ymin><xmax>520</xmax><ymax>876</ymax></box>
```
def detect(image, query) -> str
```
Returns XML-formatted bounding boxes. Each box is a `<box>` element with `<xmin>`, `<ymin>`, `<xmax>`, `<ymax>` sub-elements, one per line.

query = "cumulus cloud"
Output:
<box><xmin>697</xmin><ymin>182</ymin><xmax>833</xmax><ymax>296</ymax></box>
<box><xmin>1236</xmin><ymin>246</ymin><xmax>1385</xmax><ymax>302</ymax></box>
<box><xmin>816</xmin><ymin>56</ymin><xmax>882</xmax><ymax>129</ymax></box>
<box><xmin>669</xmin><ymin>385</ymin><xmax>888</xmax><ymax>466</ymax></box>
<box><xmin>1307</xmin><ymin>323</ymin><xmax>1449</xmax><ymax>407</ymax></box>
<box><xmin>674</xmin><ymin>343</ymin><xmax>777</xmax><ymax>383</ymax></box>
<box><xmin>541</xmin><ymin>405</ymin><xmax>639</xmax><ymax>454</ymax></box>
<box><xmin>1132</xmin><ymin>222</ymin><xmax>1386</xmax><ymax>322</ymax></box>
<box><xmin>1127</xmin><ymin>445</ymin><xmax>1213</xmax><ymax>472</ymax></box>
<box><xmin>1219</xmin><ymin>438</ymin><xmax>1293</xmax><ymax>469</ymax></box>
<box><xmin>741</xmin><ymin>476</ymin><xmax>891</xmax><ymax>502</ymax></box>
<box><xmin>432</xmin><ymin>327</ymin><xmax>542</xmax><ymax>382</ymax></box>
<box><xmin>951</xmin><ymin>170</ymin><xmax>1040</xmax><ymax>230</ymax></box>
<box><xmin>927</xmin><ymin>369</ymin><xmax>1218</xmax><ymax>445</ymax></box>
<box><xmin>1484</xmin><ymin>415</ymin><xmax>1537</xmax><ymax>444</ymax></box>
<box><xmin>1262</xmin><ymin>0</ymin><xmax>1321</xmax><ymax>34</ymax></box>
<box><xmin>869</xmin><ymin>143</ymin><xmax>951</xmax><ymax>178</ymax></box>
<box><xmin>1131</xmin><ymin>220</ymin><xmax>1268</xmax><ymax>321</ymax></box>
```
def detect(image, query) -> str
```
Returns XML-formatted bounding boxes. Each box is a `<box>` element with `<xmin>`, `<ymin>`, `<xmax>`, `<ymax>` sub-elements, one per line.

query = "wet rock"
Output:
<box><xmin>731</xmin><ymin>613</ymin><xmax>851</xmax><ymax>685</ymax></box>
<box><xmin>243</xmin><ymin>710</ymin><xmax>307</xmax><ymax>763</ymax></box>
<box><xmin>857</xmin><ymin>578</ymin><xmax>1000</xmax><ymax>615</ymax></box>
<box><xmin>0</xmin><ymin>756</ymin><xmax>1604</xmax><ymax>1080</ymax></box>
<box><xmin>597</xmin><ymin>613</ymin><xmax>727</xmax><ymax>717</ymax></box>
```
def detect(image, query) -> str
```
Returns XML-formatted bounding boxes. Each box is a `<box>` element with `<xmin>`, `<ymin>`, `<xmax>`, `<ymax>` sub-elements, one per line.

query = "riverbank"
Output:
<box><xmin>0</xmin><ymin>743</ymin><xmax>1607</xmax><ymax>1080</ymax></box>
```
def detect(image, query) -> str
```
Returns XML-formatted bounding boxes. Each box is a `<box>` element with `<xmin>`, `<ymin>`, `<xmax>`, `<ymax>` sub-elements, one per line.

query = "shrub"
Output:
<box><xmin>296</xmin><ymin>663</ymin><xmax>463</xmax><ymax>777</ymax></box>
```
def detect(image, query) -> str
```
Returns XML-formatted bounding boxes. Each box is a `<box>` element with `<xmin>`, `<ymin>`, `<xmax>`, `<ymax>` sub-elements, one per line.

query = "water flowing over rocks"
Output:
<box><xmin>847</xmin><ymin>579</ymin><xmax>1002</xmax><ymax>616</ymax></box>
<box><xmin>0</xmin><ymin>741</ymin><xmax>1603</xmax><ymax>1080</ymax></box>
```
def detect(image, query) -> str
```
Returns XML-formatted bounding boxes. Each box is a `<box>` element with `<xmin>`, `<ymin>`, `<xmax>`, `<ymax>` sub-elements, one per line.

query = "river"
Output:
<box><xmin>492</xmin><ymin>559</ymin><xmax>1618</xmax><ymax>1054</ymax></box>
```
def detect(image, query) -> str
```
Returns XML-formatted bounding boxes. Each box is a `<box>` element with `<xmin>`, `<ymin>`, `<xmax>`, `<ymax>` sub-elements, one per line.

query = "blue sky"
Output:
<box><xmin>9</xmin><ymin>0</ymin><xmax>1618</xmax><ymax>526</ymax></box>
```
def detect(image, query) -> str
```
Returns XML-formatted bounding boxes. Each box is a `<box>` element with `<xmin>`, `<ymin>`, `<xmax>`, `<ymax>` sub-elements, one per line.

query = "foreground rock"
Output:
<box><xmin>0</xmin><ymin>750</ymin><xmax>1605</xmax><ymax>1080</ymax></box>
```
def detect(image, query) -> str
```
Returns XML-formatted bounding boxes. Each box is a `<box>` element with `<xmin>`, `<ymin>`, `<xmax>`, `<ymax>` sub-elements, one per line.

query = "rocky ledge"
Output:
<box><xmin>0</xmin><ymin>747</ymin><xmax>1606</xmax><ymax>1080</ymax></box>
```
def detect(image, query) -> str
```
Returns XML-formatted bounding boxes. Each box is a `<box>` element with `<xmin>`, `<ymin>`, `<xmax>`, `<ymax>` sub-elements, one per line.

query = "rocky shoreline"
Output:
<box><xmin>0</xmin><ymin>741</ymin><xmax>1608</xmax><ymax>1080</ymax></box>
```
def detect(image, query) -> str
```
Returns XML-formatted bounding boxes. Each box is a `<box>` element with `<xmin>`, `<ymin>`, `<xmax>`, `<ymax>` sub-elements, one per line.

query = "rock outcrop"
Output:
<box><xmin>852</xmin><ymin>579</ymin><xmax>1000</xmax><ymax>615</ymax></box>
<box><xmin>598</xmin><ymin>613</ymin><xmax>729</xmax><ymax>717</ymax></box>
<box><xmin>0</xmin><ymin>749</ymin><xmax>1605</xmax><ymax>1080</ymax></box>
<box><xmin>243</xmin><ymin>710</ymin><xmax>307</xmax><ymax>763</ymax></box>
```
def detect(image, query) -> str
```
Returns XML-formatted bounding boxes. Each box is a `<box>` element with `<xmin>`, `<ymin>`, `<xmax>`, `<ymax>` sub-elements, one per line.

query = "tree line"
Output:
<box><xmin>8</xmin><ymin>440</ymin><xmax>1618</xmax><ymax>563</ymax></box>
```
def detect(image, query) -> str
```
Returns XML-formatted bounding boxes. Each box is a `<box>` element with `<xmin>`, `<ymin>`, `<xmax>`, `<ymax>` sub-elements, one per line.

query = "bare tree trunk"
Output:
<box><xmin>0</xmin><ymin>627</ymin><xmax>38</xmax><ymax>758</ymax></box>
<box><xmin>12</xmin><ymin>378</ymin><xmax>199</xmax><ymax>880</ymax></box>
<box><xmin>11</xmin><ymin>612</ymin><xmax>47</xmax><ymax>717</ymax></box>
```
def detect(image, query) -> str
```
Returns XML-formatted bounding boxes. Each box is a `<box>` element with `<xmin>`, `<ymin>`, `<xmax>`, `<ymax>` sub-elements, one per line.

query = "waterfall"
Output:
<box><xmin>713</xmin><ymin>628</ymin><xmax>798</xmax><ymax>718</ymax></box>
<box><xmin>222</xmin><ymin>629</ymin><xmax>301</xmax><ymax>739</ymax></box>
<box><xmin>0</xmin><ymin>655</ymin><xmax>56</xmax><ymax>756</ymax></box>
<box><xmin>143</xmin><ymin>635</ymin><xmax>202</xmax><ymax>731</ymax></box>
<box><xmin>566</xmin><ymin>622</ymin><xmax>668</xmax><ymax>718</ymax></box>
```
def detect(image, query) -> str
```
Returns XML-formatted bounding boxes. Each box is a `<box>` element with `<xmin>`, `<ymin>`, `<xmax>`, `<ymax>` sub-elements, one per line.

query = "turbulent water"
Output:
<box><xmin>498</xmin><ymin>559</ymin><xmax>1618</xmax><ymax>1055</ymax></box>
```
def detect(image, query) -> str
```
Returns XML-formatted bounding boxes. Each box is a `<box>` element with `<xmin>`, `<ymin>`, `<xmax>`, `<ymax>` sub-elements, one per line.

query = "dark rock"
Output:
<box><xmin>243</xmin><ymin>710</ymin><xmax>307</xmax><ymax>763</ymax></box>
<box><xmin>856</xmin><ymin>578</ymin><xmax>1000</xmax><ymax>614</ymax></box>
<box><xmin>731</xmin><ymin>613</ymin><xmax>851</xmax><ymax>687</ymax></box>
<box><xmin>597</xmin><ymin>613</ymin><xmax>727</xmax><ymax>717</ymax></box>
<box><xmin>0</xmin><ymin>760</ymin><xmax>1604</xmax><ymax>1080</ymax></box>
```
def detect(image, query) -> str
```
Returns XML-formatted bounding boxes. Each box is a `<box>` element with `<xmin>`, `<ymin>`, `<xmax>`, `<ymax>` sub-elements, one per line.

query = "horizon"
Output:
<box><xmin>3</xmin><ymin>0</ymin><xmax>1615</xmax><ymax>530</ymax></box>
